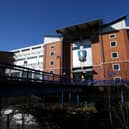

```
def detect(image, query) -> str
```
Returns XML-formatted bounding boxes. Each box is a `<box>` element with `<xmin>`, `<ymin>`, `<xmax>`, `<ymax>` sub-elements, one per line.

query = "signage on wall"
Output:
<box><xmin>108</xmin><ymin>71</ymin><xmax>116</xmax><ymax>77</ymax></box>
<box><xmin>78</xmin><ymin>49</ymin><xmax>87</xmax><ymax>62</ymax></box>
<box><xmin>72</xmin><ymin>39</ymin><xmax>92</xmax><ymax>68</ymax></box>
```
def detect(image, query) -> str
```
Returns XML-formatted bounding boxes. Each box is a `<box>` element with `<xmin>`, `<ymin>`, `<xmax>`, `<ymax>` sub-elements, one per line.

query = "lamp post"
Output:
<box><xmin>0</xmin><ymin>97</ymin><xmax>2</xmax><ymax>116</ymax></box>
<box><xmin>4</xmin><ymin>109</ymin><xmax>13</xmax><ymax>129</ymax></box>
<box><xmin>57</xmin><ymin>56</ymin><xmax>62</xmax><ymax>78</ymax></box>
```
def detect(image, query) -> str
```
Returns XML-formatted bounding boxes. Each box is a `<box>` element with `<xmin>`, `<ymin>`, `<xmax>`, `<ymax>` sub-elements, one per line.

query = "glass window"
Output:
<box><xmin>28</xmin><ymin>72</ymin><xmax>32</xmax><ymax>79</ymax></box>
<box><xmin>14</xmin><ymin>51</ymin><xmax>20</xmax><ymax>54</ymax></box>
<box><xmin>34</xmin><ymin>72</ymin><xmax>41</xmax><ymax>80</ymax></box>
<box><xmin>39</xmin><ymin>55</ymin><xmax>43</xmax><ymax>58</ymax></box>
<box><xmin>11</xmin><ymin>72</ymin><xmax>20</xmax><ymax>77</ymax></box>
<box><xmin>109</xmin><ymin>34</ymin><xmax>116</xmax><ymax>38</ymax></box>
<box><xmin>16</xmin><ymin>58</ymin><xmax>25</xmax><ymax>61</ymax></box>
<box><xmin>50</xmin><ymin>60</ymin><xmax>54</xmax><ymax>66</ymax></box>
<box><xmin>22</xmin><ymin>48</ymin><xmax>30</xmax><ymax>52</ymax></box>
<box><xmin>22</xmin><ymin>71</ymin><xmax>27</xmax><ymax>78</ymax></box>
<box><xmin>113</xmin><ymin>64</ymin><xmax>120</xmax><ymax>71</ymax></box>
<box><xmin>50</xmin><ymin>71</ymin><xmax>54</xmax><ymax>74</ymax></box>
<box><xmin>50</xmin><ymin>51</ymin><xmax>55</xmax><ymax>56</ymax></box>
<box><xmin>110</xmin><ymin>41</ymin><xmax>117</xmax><ymax>47</ymax></box>
<box><xmin>50</xmin><ymin>46</ymin><xmax>55</xmax><ymax>50</ymax></box>
<box><xmin>27</xmin><ymin>56</ymin><xmax>37</xmax><ymax>59</ymax></box>
<box><xmin>112</xmin><ymin>52</ymin><xmax>118</xmax><ymax>58</ymax></box>
<box><xmin>114</xmin><ymin>77</ymin><xmax>121</xmax><ymax>83</ymax></box>
<box><xmin>32</xmin><ymin>46</ymin><xmax>41</xmax><ymax>50</ymax></box>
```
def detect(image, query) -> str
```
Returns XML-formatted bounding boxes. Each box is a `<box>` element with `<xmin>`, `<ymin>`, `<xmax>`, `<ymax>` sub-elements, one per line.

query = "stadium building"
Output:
<box><xmin>11</xmin><ymin>16</ymin><xmax>129</xmax><ymax>82</ymax></box>
<box><xmin>11</xmin><ymin>44</ymin><xmax>44</xmax><ymax>71</ymax></box>
<box><xmin>43</xmin><ymin>16</ymin><xmax>129</xmax><ymax>82</ymax></box>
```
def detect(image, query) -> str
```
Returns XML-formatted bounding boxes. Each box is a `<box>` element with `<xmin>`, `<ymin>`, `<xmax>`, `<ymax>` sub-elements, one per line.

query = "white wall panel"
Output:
<box><xmin>72</xmin><ymin>39</ymin><xmax>92</xmax><ymax>68</ymax></box>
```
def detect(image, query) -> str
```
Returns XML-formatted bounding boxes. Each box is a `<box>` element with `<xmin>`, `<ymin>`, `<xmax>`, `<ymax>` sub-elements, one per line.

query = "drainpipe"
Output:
<box><xmin>99</xmin><ymin>23</ymin><xmax>105</xmax><ymax>80</ymax></box>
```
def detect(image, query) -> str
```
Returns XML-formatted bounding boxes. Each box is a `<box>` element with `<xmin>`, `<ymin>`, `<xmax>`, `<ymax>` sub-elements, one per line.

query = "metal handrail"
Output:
<box><xmin>0</xmin><ymin>63</ymin><xmax>129</xmax><ymax>86</ymax></box>
<box><xmin>0</xmin><ymin>63</ymin><xmax>60</xmax><ymax>82</ymax></box>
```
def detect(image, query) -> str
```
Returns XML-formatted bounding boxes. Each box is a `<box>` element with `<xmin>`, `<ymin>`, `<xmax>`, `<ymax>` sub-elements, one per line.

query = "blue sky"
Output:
<box><xmin>0</xmin><ymin>0</ymin><xmax>129</xmax><ymax>51</ymax></box>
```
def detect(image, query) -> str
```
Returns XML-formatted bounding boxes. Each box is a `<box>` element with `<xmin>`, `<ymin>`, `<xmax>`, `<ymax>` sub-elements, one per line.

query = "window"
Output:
<box><xmin>110</xmin><ymin>41</ymin><xmax>117</xmax><ymax>47</ymax></box>
<box><xmin>109</xmin><ymin>34</ymin><xmax>116</xmax><ymax>39</ymax></box>
<box><xmin>34</xmin><ymin>72</ymin><xmax>41</xmax><ymax>80</ymax></box>
<box><xmin>24</xmin><ymin>60</ymin><xmax>28</xmax><ymax>66</ymax></box>
<box><xmin>22</xmin><ymin>48</ymin><xmax>30</xmax><ymax>52</ymax></box>
<box><xmin>50</xmin><ymin>71</ymin><xmax>54</xmax><ymax>74</ymax></box>
<box><xmin>50</xmin><ymin>46</ymin><xmax>55</xmax><ymax>50</ymax></box>
<box><xmin>28</xmin><ymin>72</ymin><xmax>32</xmax><ymax>79</ymax></box>
<box><xmin>113</xmin><ymin>64</ymin><xmax>120</xmax><ymax>71</ymax></box>
<box><xmin>114</xmin><ymin>77</ymin><xmax>121</xmax><ymax>83</ymax></box>
<box><xmin>39</xmin><ymin>55</ymin><xmax>43</xmax><ymax>58</ymax></box>
<box><xmin>16</xmin><ymin>58</ymin><xmax>25</xmax><ymax>61</ymax></box>
<box><xmin>50</xmin><ymin>51</ymin><xmax>55</xmax><ymax>56</ymax></box>
<box><xmin>32</xmin><ymin>46</ymin><xmax>41</xmax><ymax>50</ymax></box>
<box><xmin>50</xmin><ymin>60</ymin><xmax>54</xmax><ymax>66</ymax></box>
<box><xmin>22</xmin><ymin>71</ymin><xmax>27</xmax><ymax>78</ymax></box>
<box><xmin>112</xmin><ymin>52</ymin><xmax>119</xmax><ymax>58</ymax></box>
<box><xmin>14</xmin><ymin>51</ymin><xmax>20</xmax><ymax>54</ymax></box>
<box><xmin>11</xmin><ymin>72</ymin><xmax>20</xmax><ymax>77</ymax></box>
<box><xmin>27</xmin><ymin>56</ymin><xmax>37</xmax><ymax>59</ymax></box>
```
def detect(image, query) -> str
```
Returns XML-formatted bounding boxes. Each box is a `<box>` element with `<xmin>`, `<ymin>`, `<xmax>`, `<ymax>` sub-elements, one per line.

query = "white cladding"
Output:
<box><xmin>72</xmin><ymin>39</ymin><xmax>92</xmax><ymax>68</ymax></box>
<box><xmin>102</xmin><ymin>19</ymin><xmax>126</xmax><ymax>33</ymax></box>
<box><xmin>111</xmin><ymin>19</ymin><xmax>126</xmax><ymax>29</ymax></box>
<box><xmin>11</xmin><ymin>44</ymin><xmax>43</xmax><ymax>71</ymax></box>
<box><xmin>44</xmin><ymin>36</ymin><xmax>62</xmax><ymax>44</ymax></box>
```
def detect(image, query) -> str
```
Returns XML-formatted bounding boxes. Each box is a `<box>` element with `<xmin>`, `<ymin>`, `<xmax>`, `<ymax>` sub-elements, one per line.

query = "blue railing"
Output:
<box><xmin>64</xmin><ymin>79</ymin><xmax>129</xmax><ymax>86</ymax></box>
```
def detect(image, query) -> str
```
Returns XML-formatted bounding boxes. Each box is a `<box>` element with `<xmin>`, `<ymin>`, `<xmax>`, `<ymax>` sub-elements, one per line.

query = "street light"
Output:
<box><xmin>4</xmin><ymin>108</ymin><xmax>13</xmax><ymax>129</ymax></box>
<box><xmin>57</xmin><ymin>56</ymin><xmax>62</xmax><ymax>78</ymax></box>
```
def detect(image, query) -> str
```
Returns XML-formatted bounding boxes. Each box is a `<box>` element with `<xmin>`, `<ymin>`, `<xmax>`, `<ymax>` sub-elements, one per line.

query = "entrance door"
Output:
<box><xmin>73</xmin><ymin>71</ymin><xmax>93</xmax><ymax>81</ymax></box>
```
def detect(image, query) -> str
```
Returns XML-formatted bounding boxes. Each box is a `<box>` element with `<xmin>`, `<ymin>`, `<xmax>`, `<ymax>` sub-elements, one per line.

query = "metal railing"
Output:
<box><xmin>0</xmin><ymin>63</ymin><xmax>61</xmax><ymax>82</ymax></box>
<box><xmin>0</xmin><ymin>63</ymin><xmax>129</xmax><ymax>87</ymax></box>
<box><xmin>71</xmin><ymin>79</ymin><xmax>126</xmax><ymax>86</ymax></box>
